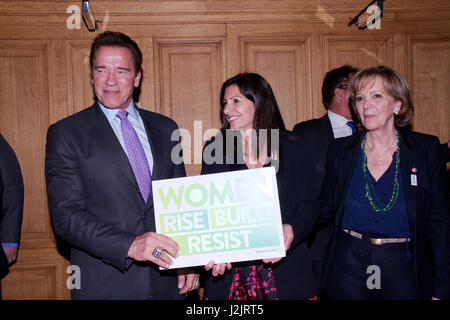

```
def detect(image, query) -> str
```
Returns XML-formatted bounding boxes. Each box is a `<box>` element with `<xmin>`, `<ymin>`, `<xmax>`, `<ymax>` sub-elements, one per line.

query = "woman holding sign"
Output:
<box><xmin>320</xmin><ymin>66</ymin><xmax>449</xmax><ymax>299</ymax></box>
<box><xmin>201</xmin><ymin>73</ymin><xmax>319</xmax><ymax>300</ymax></box>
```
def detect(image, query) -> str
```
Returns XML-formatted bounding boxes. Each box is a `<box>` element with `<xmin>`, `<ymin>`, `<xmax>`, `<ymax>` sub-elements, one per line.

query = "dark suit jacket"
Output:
<box><xmin>0</xmin><ymin>133</ymin><xmax>24</xmax><ymax>272</ymax></box>
<box><xmin>292</xmin><ymin>114</ymin><xmax>334</xmax><ymax>262</ymax></box>
<box><xmin>45</xmin><ymin>102</ymin><xmax>186</xmax><ymax>299</ymax></box>
<box><xmin>320</xmin><ymin>129</ymin><xmax>450</xmax><ymax>299</ymax></box>
<box><xmin>441</xmin><ymin>143</ymin><xmax>450</xmax><ymax>187</ymax></box>
<box><xmin>293</xmin><ymin>114</ymin><xmax>334</xmax><ymax>197</ymax></box>
<box><xmin>201</xmin><ymin>132</ymin><xmax>319</xmax><ymax>299</ymax></box>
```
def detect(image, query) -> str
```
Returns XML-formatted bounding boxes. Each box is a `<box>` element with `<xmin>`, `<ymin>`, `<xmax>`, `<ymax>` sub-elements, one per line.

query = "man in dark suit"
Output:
<box><xmin>45</xmin><ymin>31</ymin><xmax>198</xmax><ymax>299</ymax></box>
<box><xmin>0</xmin><ymin>133</ymin><xmax>24</xmax><ymax>295</ymax></box>
<box><xmin>292</xmin><ymin>65</ymin><xmax>357</xmax><ymax>290</ymax></box>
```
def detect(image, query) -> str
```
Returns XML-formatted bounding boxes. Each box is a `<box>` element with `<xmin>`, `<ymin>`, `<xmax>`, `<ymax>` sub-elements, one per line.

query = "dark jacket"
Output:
<box><xmin>0</xmin><ymin>133</ymin><xmax>24</xmax><ymax>272</ymax></box>
<box><xmin>293</xmin><ymin>114</ymin><xmax>334</xmax><ymax>263</ymax></box>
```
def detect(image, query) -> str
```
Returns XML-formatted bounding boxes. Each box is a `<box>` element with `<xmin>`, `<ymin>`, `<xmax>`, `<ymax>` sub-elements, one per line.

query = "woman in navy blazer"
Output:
<box><xmin>320</xmin><ymin>66</ymin><xmax>449</xmax><ymax>299</ymax></box>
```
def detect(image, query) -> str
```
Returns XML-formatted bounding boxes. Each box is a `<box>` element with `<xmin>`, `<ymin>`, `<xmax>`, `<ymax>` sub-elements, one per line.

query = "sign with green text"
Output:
<box><xmin>152</xmin><ymin>167</ymin><xmax>285</xmax><ymax>269</ymax></box>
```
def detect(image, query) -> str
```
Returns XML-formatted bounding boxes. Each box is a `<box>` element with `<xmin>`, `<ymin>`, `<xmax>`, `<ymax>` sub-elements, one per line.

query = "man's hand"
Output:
<box><xmin>177</xmin><ymin>269</ymin><xmax>200</xmax><ymax>295</ymax></box>
<box><xmin>127</xmin><ymin>232</ymin><xmax>179</xmax><ymax>269</ymax></box>
<box><xmin>3</xmin><ymin>247</ymin><xmax>18</xmax><ymax>265</ymax></box>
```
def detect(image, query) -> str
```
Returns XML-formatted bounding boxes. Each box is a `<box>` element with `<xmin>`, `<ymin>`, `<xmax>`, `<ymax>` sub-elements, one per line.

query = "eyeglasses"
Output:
<box><xmin>336</xmin><ymin>83</ymin><xmax>349</xmax><ymax>90</ymax></box>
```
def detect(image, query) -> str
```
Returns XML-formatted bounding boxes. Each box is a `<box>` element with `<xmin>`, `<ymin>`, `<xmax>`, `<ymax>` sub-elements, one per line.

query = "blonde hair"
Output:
<box><xmin>350</xmin><ymin>66</ymin><xmax>414</xmax><ymax>127</ymax></box>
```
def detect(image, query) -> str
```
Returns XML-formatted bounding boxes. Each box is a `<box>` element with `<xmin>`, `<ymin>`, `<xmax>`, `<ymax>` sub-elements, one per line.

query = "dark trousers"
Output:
<box><xmin>311</xmin><ymin>260</ymin><xmax>323</xmax><ymax>290</ymax></box>
<box><xmin>325</xmin><ymin>229</ymin><xmax>418</xmax><ymax>300</ymax></box>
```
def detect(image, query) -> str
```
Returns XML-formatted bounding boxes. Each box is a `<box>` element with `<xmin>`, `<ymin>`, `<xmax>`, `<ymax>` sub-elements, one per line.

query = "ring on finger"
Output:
<box><xmin>152</xmin><ymin>248</ymin><xmax>163</xmax><ymax>258</ymax></box>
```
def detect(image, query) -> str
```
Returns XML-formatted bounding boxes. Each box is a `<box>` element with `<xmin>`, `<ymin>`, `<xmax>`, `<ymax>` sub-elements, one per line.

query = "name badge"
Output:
<box><xmin>410</xmin><ymin>174</ymin><xmax>417</xmax><ymax>186</ymax></box>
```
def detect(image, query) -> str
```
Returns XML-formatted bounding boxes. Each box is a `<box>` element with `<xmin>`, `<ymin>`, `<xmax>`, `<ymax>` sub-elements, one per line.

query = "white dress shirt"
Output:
<box><xmin>99</xmin><ymin>101</ymin><xmax>154</xmax><ymax>174</ymax></box>
<box><xmin>327</xmin><ymin>110</ymin><xmax>354</xmax><ymax>139</ymax></box>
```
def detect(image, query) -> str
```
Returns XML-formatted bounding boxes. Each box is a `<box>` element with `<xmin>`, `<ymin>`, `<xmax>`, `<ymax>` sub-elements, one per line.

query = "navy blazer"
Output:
<box><xmin>293</xmin><ymin>114</ymin><xmax>335</xmax><ymax>263</ymax></box>
<box><xmin>0</xmin><ymin>133</ymin><xmax>24</xmax><ymax>272</ymax></box>
<box><xmin>293</xmin><ymin>114</ymin><xmax>334</xmax><ymax>198</ymax></box>
<box><xmin>320</xmin><ymin>128</ymin><xmax>450</xmax><ymax>299</ymax></box>
<box><xmin>45</xmin><ymin>103</ymin><xmax>186</xmax><ymax>299</ymax></box>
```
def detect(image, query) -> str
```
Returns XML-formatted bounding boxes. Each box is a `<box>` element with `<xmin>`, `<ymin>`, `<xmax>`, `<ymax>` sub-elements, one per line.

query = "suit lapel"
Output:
<box><xmin>321</xmin><ymin>114</ymin><xmax>335</xmax><ymax>141</ymax></box>
<box><xmin>398</xmin><ymin>130</ymin><xmax>418</xmax><ymax>234</ymax></box>
<box><xmin>90</xmin><ymin>103</ymin><xmax>141</xmax><ymax>196</ymax></box>
<box><xmin>335</xmin><ymin>134</ymin><xmax>363</xmax><ymax>225</ymax></box>
<box><xmin>138</xmin><ymin>107</ymin><xmax>168</xmax><ymax>209</ymax></box>
<box><xmin>137</xmin><ymin>108</ymin><xmax>163</xmax><ymax>180</ymax></box>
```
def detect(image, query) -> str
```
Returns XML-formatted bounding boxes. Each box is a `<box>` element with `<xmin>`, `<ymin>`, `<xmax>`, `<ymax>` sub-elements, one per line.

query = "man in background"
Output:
<box><xmin>293</xmin><ymin>65</ymin><xmax>358</xmax><ymax>293</ymax></box>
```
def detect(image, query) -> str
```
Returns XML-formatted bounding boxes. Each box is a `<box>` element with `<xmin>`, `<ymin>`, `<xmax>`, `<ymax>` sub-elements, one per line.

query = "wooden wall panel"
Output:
<box><xmin>155</xmin><ymin>39</ymin><xmax>224</xmax><ymax>176</ymax></box>
<box><xmin>66</xmin><ymin>41</ymin><xmax>93</xmax><ymax>115</ymax></box>
<box><xmin>409</xmin><ymin>35</ymin><xmax>450</xmax><ymax>142</ymax></box>
<box><xmin>2</xmin><ymin>266</ymin><xmax>56</xmax><ymax>300</ymax></box>
<box><xmin>0</xmin><ymin>41</ymin><xmax>69</xmax><ymax>299</ymax></box>
<box><xmin>242</xmin><ymin>37</ymin><xmax>312</xmax><ymax>130</ymax></box>
<box><xmin>0</xmin><ymin>42</ymin><xmax>51</xmax><ymax>243</ymax></box>
<box><xmin>324</xmin><ymin>35</ymin><xmax>394</xmax><ymax>71</ymax></box>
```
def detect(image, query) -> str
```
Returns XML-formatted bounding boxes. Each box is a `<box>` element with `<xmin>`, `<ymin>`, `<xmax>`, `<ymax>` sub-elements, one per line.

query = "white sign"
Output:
<box><xmin>152</xmin><ymin>167</ymin><xmax>285</xmax><ymax>269</ymax></box>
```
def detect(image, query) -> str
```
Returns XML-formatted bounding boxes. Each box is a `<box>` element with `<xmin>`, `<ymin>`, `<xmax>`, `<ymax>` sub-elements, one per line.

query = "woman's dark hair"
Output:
<box><xmin>350</xmin><ymin>66</ymin><xmax>414</xmax><ymax>127</ymax></box>
<box><xmin>89</xmin><ymin>31</ymin><xmax>142</xmax><ymax>75</ymax></box>
<box><xmin>220</xmin><ymin>72</ymin><xmax>285</xmax><ymax>131</ymax></box>
<box><xmin>219</xmin><ymin>72</ymin><xmax>286</xmax><ymax>158</ymax></box>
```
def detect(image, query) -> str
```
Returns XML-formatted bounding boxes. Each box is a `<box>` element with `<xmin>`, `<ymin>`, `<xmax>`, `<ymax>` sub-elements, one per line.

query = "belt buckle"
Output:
<box><xmin>361</xmin><ymin>234</ymin><xmax>382</xmax><ymax>245</ymax></box>
<box><xmin>371</xmin><ymin>238</ymin><xmax>383</xmax><ymax>245</ymax></box>
<box><xmin>361</xmin><ymin>234</ymin><xmax>367</xmax><ymax>242</ymax></box>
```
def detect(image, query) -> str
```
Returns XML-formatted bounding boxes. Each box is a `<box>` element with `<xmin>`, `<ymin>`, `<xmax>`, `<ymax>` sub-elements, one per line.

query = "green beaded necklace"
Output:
<box><xmin>361</xmin><ymin>130</ymin><xmax>400</xmax><ymax>213</ymax></box>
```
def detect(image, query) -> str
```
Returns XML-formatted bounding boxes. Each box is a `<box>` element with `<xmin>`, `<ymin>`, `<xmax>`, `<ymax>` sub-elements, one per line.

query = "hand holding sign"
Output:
<box><xmin>127</xmin><ymin>231</ymin><xmax>179</xmax><ymax>269</ymax></box>
<box><xmin>263</xmin><ymin>224</ymin><xmax>294</xmax><ymax>264</ymax></box>
<box><xmin>153</xmin><ymin>167</ymin><xmax>285</xmax><ymax>269</ymax></box>
<box><xmin>205</xmin><ymin>223</ymin><xmax>294</xmax><ymax>275</ymax></box>
<box><xmin>205</xmin><ymin>261</ymin><xmax>232</xmax><ymax>277</ymax></box>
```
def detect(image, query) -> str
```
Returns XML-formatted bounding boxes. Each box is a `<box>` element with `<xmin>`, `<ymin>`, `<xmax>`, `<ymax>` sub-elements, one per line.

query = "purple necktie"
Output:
<box><xmin>116</xmin><ymin>110</ymin><xmax>152</xmax><ymax>203</ymax></box>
